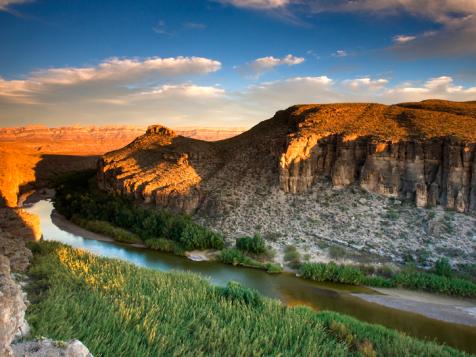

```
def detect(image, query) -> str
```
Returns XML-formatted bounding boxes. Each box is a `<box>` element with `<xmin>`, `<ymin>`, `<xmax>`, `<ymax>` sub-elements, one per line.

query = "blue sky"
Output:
<box><xmin>1</xmin><ymin>0</ymin><xmax>475</xmax><ymax>127</ymax></box>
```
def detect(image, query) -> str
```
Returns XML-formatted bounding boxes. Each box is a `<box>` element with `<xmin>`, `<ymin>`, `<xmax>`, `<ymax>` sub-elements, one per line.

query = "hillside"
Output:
<box><xmin>98</xmin><ymin>100</ymin><xmax>476</xmax><ymax>266</ymax></box>
<box><xmin>0</xmin><ymin>125</ymin><xmax>245</xmax><ymax>207</ymax></box>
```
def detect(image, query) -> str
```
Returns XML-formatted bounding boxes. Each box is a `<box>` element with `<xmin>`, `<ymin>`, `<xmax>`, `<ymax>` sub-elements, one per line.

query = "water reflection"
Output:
<box><xmin>26</xmin><ymin>199</ymin><xmax>476</xmax><ymax>354</ymax></box>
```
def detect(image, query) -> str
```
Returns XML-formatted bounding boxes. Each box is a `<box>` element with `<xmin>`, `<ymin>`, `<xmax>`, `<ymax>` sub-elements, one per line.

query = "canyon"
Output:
<box><xmin>98</xmin><ymin>100</ymin><xmax>476</xmax><ymax>266</ymax></box>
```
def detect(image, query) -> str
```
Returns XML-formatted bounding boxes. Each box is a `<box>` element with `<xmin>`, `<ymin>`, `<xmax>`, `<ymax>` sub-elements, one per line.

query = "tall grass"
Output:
<box><xmin>299</xmin><ymin>262</ymin><xmax>476</xmax><ymax>297</ymax></box>
<box><xmin>25</xmin><ymin>242</ymin><xmax>468</xmax><ymax>357</ymax></box>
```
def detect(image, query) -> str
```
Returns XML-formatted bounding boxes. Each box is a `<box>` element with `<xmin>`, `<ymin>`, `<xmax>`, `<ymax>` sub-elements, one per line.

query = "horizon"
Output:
<box><xmin>1</xmin><ymin>0</ymin><xmax>476</xmax><ymax>128</ymax></box>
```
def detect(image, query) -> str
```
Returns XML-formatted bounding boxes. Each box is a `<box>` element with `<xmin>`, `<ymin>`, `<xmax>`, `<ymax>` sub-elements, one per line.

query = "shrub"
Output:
<box><xmin>434</xmin><ymin>258</ymin><xmax>453</xmax><ymax>278</ymax></box>
<box><xmin>265</xmin><ymin>263</ymin><xmax>283</xmax><ymax>274</ymax></box>
<box><xmin>218</xmin><ymin>281</ymin><xmax>264</xmax><ymax>308</ymax></box>
<box><xmin>329</xmin><ymin>245</ymin><xmax>347</xmax><ymax>259</ymax></box>
<box><xmin>219</xmin><ymin>248</ymin><xmax>246</xmax><ymax>266</ymax></box>
<box><xmin>299</xmin><ymin>262</ymin><xmax>366</xmax><ymax>285</ymax></box>
<box><xmin>144</xmin><ymin>238</ymin><xmax>177</xmax><ymax>253</ymax></box>
<box><xmin>236</xmin><ymin>234</ymin><xmax>266</xmax><ymax>254</ymax></box>
<box><xmin>284</xmin><ymin>245</ymin><xmax>301</xmax><ymax>269</ymax></box>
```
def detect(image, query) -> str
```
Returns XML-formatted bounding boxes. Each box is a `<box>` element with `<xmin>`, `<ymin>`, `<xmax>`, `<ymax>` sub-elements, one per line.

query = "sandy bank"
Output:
<box><xmin>354</xmin><ymin>288</ymin><xmax>476</xmax><ymax>327</ymax></box>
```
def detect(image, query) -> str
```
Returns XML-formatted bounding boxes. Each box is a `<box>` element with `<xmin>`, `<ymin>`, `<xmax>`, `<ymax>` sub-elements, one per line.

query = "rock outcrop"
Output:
<box><xmin>0</xmin><ymin>255</ymin><xmax>27</xmax><ymax>357</ymax></box>
<box><xmin>98</xmin><ymin>100</ymin><xmax>476</xmax><ymax>215</ymax></box>
<box><xmin>12</xmin><ymin>339</ymin><xmax>93</xmax><ymax>357</ymax></box>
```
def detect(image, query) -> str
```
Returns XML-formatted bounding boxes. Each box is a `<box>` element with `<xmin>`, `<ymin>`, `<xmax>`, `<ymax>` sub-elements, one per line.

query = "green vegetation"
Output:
<box><xmin>144</xmin><ymin>238</ymin><xmax>184</xmax><ymax>255</ymax></box>
<box><xmin>283</xmin><ymin>245</ymin><xmax>301</xmax><ymax>268</ymax></box>
<box><xmin>25</xmin><ymin>242</ymin><xmax>467</xmax><ymax>357</ymax></box>
<box><xmin>71</xmin><ymin>217</ymin><xmax>142</xmax><ymax>244</ymax></box>
<box><xmin>236</xmin><ymin>234</ymin><xmax>265</xmax><ymax>254</ymax></box>
<box><xmin>53</xmin><ymin>170</ymin><xmax>224</xmax><ymax>252</ymax></box>
<box><xmin>434</xmin><ymin>258</ymin><xmax>453</xmax><ymax>278</ymax></box>
<box><xmin>219</xmin><ymin>248</ymin><xmax>282</xmax><ymax>274</ymax></box>
<box><xmin>299</xmin><ymin>261</ymin><xmax>476</xmax><ymax>297</ymax></box>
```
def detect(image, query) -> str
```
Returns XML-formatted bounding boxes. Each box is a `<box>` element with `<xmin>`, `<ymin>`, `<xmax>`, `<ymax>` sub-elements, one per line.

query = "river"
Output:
<box><xmin>26</xmin><ymin>198</ymin><xmax>476</xmax><ymax>354</ymax></box>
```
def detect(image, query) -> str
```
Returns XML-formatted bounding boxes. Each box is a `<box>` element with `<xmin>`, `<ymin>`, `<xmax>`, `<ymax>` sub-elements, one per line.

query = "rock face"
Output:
<box><xmin>0</xmin><ymin>255</ymin><xmax>27</xmax><ymax>357</ymax></box>
<box><xmin>12</xmin><ymin>339</ymin><xmax>93</xmax><ymax>357</ymax></box>
<box><xmin>98</xmin><ymin>100</ymin><xmax>476</xmax><ymax>215</ymax></box>
<box><xmin>280</xmin><ymin>135</ymin><xmax>476</xmax><ymax>213</ymax></box>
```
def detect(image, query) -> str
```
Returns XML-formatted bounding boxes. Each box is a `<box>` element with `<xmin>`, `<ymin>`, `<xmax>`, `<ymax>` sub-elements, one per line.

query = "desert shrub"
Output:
<box><xmin>328</xmin><ymin>245</ymin><xmax>346</xmax><ymax>259</ymax></box>
<box><xmin>434</xmin><ymin>258</ymin><xmax>453</xmax><ymax>278</ymax></box>
<box><xmin>236</xmin><ymin>234</ymin><xmax>266</xmax><ymax>254</ymax></box>
<box><xmin>284</xmin><ymin>245</ymin><xmax>301</xmax><ymax>268</ymax></box>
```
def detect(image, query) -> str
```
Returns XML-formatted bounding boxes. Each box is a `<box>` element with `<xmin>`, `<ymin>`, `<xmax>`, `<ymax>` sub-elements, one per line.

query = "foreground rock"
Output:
<box><xmin>0</xmin><ymin>255</ymin><xmax>27</xmax><ymax>357</ymax></box>
<box><xmin>0</xmin><ymin>207</ymin><xmax>93</xmax><ymax>356</ymax></box>
<box><xmin>97</xmin><ymin>100</ymin><xmax>476</xmax><ymax>265</ymax></box>
<box><xmin>12</xmin><ymin>339</ymin><xmax>92</xmax><ymax>357</ymax></box>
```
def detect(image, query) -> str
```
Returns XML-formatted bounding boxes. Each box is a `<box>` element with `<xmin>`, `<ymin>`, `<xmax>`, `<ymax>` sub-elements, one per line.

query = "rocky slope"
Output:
<box><xmin>98</xmin><ymin>100</ymin><xmax>476</xmax><ymax>265</ymax></box>
<box><xmin>0</xmin><ymin>125</ymin><xmax>245</xmax><ymax>207</ymax></box>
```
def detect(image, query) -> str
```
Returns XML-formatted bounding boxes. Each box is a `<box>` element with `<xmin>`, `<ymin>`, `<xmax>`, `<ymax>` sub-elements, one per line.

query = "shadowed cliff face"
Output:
<box><xmin>98</xmin><ymin>100</ymin><xmax>476</xmax><ymax>215</ymax></box>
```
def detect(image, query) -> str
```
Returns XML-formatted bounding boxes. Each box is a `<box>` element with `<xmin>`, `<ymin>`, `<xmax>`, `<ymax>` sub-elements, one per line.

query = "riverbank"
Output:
<box><xmin>25</xmin><ymin>241</ymin><xmax>471</xmax><ymax>357</ymax></box>
<box><xmin>354</xmin><ymin>288</ymin><xmax>476</xmax><ymax>327</ymax></box>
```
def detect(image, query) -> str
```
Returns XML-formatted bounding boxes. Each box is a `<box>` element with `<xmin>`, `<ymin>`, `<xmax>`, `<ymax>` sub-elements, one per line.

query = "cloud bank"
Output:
<box><xmin>1</xmin><ymin>56</ymin><xmax>475</xmax><ymax>127</ymax></box>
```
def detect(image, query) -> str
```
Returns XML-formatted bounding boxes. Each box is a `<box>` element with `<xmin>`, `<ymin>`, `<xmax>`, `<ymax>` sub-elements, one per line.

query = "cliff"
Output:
<box><xmin>98</xmin><ymin>100</ymin><xmax>476</xmax><ymax>215</ymax></box>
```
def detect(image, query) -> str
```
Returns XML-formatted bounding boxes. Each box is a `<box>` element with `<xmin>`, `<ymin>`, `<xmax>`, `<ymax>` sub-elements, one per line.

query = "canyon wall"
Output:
<box><xmin>98</xmin><ymin>100</ymin><xmax>476</xmax><ymax>216</ymax></box>
<box><xmin>279</xmin><ymin>136</ymin><xmax>476</xmax><ymax>213</ymax></box>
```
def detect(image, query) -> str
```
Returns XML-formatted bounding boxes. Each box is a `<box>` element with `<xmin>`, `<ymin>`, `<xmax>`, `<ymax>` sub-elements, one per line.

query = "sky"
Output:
<box><xmin>0</xmin><ymin>0</ymin><xmax>476</xmax><ymax>128</ymax></box>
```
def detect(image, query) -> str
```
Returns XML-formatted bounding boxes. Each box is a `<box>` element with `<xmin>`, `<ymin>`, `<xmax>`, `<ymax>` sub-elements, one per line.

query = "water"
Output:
<box><xmin>26</xmin><ymin>199</ymin><xmax>476</xmax><ymax>354</ymax></box>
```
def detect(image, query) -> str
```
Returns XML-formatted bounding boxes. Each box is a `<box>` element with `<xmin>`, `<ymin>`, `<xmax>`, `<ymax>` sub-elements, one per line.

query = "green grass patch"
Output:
<box><xmin>25</xmin><ymin>242</ymin><xmax>467</xmax><ymax>357</ymax></box>
<box><xmin>71</xmin><ymin>217</ymin><xmax>142</xmax><ymax>244</ymax></box>
<box><xmin>299</xmin><ymin>262</ymin><xmax>476</xmax><ymax>297</ymax></box>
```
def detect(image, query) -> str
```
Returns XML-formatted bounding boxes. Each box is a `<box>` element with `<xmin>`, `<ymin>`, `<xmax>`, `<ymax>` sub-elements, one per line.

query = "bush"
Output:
<box><xmin>265</xmin><ymin>263</ymin><xmax>283</xmax><ymax>274</ymax></box>
<box><xmin>236</xmin><ymin>234</ymin><xmax>266</xmax><ymax>254</ymax></box>
<box><xmin>328</xmin><ymin>246</ymin><xmax>347</xmax><ymax>259</ymax></box>
<box><xmin>219</xmin><ymin>248</ymin><xmax>246</xmax><ymax>266</ymax></box>
<box><xmin>434</xmin><ymin>258</ymin><xmax>453</xmax><ymax>278</ymax></box>
<box><xmin>299</xmin><ymin>262</ymin><xmax>365</xmax><ymax>285</ymax></box>
<box><xmin>284</xmin><ymin>245</ymin><xmax>301</xmax><ymax>269</ymax></box>
<box><xmin>144</xmin><ymin>238</ymin><xmax>177</xmax><ymax>253</ymax></box>
<box><xmin>217</xmin><ymin>281</ymin><xmax>264</xmax><ymax>308</ymax></box>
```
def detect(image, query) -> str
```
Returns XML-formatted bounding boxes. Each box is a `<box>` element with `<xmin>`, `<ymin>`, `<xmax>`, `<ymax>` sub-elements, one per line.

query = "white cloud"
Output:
<box><xmin>383</xmin><ymin>76</ymin><xmax>476</xmax><ymax>102</ymax></box>
<box><xmin>0</xmin><ymin>56</ymin><xmax>221</xmax><ymax>105</ymax></box>
<box><xmin>393</xmin><ymin>35</ymin><xmax>417</xmax><ymax>44</ymax></box>
<box><xmin>344</xmin><ymin>78</ymin><xmax>389</xmax><ymax>90</ymax></box>
<box><xmin>218</xmin><ymin>0</ymin><xmax>290</xmax><ymax>9</ymax></box>
<box><xmin>333</xmin><ymin>50</ymin><xmax>348</xmax><ymax>57</ymax></box>
<box><xmin>1</xmin><ymin>61</ymin><xmax>475</xmax><ymax>128</ymax></box>
<box><xmin>236</xmin><ymin>54</ymin><xmax>304</xmax><ymax>78</ymax></box>
<box><xmin>0</xmin><ymin>0</ymin><xmax>30</xmax><ymax>11</ymax></box>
